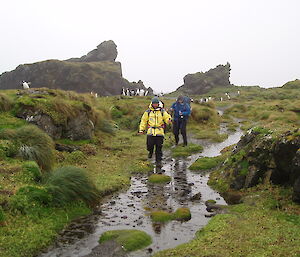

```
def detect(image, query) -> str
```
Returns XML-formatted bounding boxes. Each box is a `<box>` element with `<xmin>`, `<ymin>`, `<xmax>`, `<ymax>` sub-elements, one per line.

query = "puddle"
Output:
<box><xmin>39</xmin><ymin>127</ymin><xmax>243</xmax><ymax>257</ymax></box>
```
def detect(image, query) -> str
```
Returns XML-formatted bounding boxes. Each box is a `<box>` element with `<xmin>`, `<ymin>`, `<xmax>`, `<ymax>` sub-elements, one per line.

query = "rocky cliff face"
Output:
<box><xmin>213</xmin><ymin>128</ymin><xmax>300</xmax><ymax>203</ymax></box>
<box><xmin>0</xmin><ymin>41</ymin><xmax>145</xmax><ymax>96</ymax></box>
<box><xmin>175</xmin><ymin>63</ymin><xmax>232</xmax><ymax>95</ymax></box>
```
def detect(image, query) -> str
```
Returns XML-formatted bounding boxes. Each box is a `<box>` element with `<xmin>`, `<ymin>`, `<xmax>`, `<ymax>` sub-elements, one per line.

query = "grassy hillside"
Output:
<box><xmin>0</xmin><ymin>83</ymin><xmax>299</xmax><ymax>257</ymax></box>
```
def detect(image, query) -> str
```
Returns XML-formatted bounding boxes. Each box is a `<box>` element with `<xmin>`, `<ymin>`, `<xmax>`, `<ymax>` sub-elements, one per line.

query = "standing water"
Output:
<box><xmin>40</xmin><ymin>126</ymin><xmax>243</xmax><ymax>257</ymax></box>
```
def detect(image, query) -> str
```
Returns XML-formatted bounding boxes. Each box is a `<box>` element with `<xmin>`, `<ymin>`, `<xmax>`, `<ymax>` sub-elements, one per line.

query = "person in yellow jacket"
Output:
<box><xmin>139</xmin><ymin>97</ymin><xmax>172</xmax><ymax>164</ymax></box>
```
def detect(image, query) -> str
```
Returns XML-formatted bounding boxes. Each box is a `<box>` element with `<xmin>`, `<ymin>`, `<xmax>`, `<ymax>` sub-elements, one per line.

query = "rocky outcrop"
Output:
<box><xmin>281</xmin><ymin>79</ymin><xmax>300</xmax><ymax>89</ymax></box>
<box><xmin>14</xmin><ymin>89</ymin><xmax>97</xmax><ymax>140</ymax></box>
<box><xmin>67</xmin><ymin>40</ymin><xmax>118</xmax><ymax>62</ymax></box>
<box><xmin>218</xmin><ymin>128</ymin><xmax>300</xmax><ymax>203</ymax></box>
<box><xmin>175</xmin><ymin>63</ymin><xmax>232</xmax><ymax>95</ymax></box>
<box><xmin>0</xmin><ymin>41</ymin><xmax>142</xmax><ymax>96</ymax></box>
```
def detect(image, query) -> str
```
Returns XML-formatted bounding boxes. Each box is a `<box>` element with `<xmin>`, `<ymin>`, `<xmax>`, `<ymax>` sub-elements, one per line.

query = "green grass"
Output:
<box><xmin>171</xmin><ymin>143</ymin><xmax>203</xmax><ymax>157</ymax></box>
<box><xmin>0</xmin><ymin>202</ymin><xmax>91</xmax><ymax>257</ymax></box>
<box><xmin>189</xmin><ymin>155</ymin><xmax>226</xmax><ymax>170</ymax></box>
<box><xmin>154</xmin><ymin>191</ymin><xmax>300</xmax><ymax>257</ymax></box>
<box><xmin>148</xmin><ymin>174</ymin><xmax>171</xmax><ymax>184</ymax></box>
<box><xmin>99</xmin><ymin>229</ymin><xmax>152</xmax><ymax>252</ymax></box>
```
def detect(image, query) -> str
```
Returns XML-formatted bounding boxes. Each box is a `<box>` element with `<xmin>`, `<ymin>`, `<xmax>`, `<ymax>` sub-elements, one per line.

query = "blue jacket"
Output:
<box><xmin>171</xmin><ymin>101</ymin><xmax>191</xmax><ymax>121</ymax></box>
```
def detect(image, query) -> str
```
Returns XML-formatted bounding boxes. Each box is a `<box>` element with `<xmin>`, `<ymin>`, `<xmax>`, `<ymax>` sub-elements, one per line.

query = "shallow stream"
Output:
<box><xmin>40</xmin><ymin>125</ymin><xmax>243</xmax><ymax>257</ymax></box>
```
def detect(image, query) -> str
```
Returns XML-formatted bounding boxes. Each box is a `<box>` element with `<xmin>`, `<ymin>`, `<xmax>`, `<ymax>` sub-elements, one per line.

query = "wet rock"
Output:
<box><xmin>83</xmin><ymin>240</ymin><xmax>127</xmax><ymax>257</ymax></box>
<box><xmin>190</xmin><ymin>192</ymin><xmax>202</xmax><ymax>201</ymax></box>
<box><xmin>205</xmin><ymin>213</ymin><xmax>216</xmax><ymax>218</ymax></box>
<box><xmin>205</xmin><ymin>201</ymin><xmax>228</xmax><ymax>214</ymax></box>
<box><xmin>136</xmin><ymin>220</ymin><xmax>143</xmax><ymax>226</ymax></box>
<box><xmin>55</xmin><ymin>143</ymin><xmax>80</xmax><ymax>152</ymax></box>
<box><xmin>293</xmin><ymin>176</ymin><xmax>300</xmax><ymax>203</ymax></box>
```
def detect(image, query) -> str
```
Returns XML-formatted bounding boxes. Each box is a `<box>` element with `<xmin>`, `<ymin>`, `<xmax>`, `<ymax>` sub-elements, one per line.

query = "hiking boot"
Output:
<box><xmin>156</xmin><ymin>160</ymin><xmax>162</xmax><ymax>168</ymax></box>
<box><xmin>148</xmin><ymin>152</ymin><xmax>153</xmax><ymax>158</ymax></box>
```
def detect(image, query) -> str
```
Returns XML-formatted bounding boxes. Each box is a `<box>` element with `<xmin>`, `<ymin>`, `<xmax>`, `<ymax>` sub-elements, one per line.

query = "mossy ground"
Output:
<box><xmin>99</xmin><ymin>229</ymin><xmax>152</xmax><ymax>251</ymax></box>
<box><xmin>150</xmin><ymin>208</ymin><xmax>191</xmax><ymax>223</ymax></box>
<box><xmin>154</xmin><ymin>186</ymin><xmax>300</xmax><ymax>257</ymax></box>
<box><xmin>148</xmin><ymin>174</ymin><xmax>171</xmax><ymax>184</ymax></box>
<box><xmin>189</xmin><ymin>155</ymin><xmax>227</xmax><ymax>170</ymax></box>
<box><xmin>171</xmin><ymin>143</ymin><xmax>203</xmax><ymax>157</ymax></box>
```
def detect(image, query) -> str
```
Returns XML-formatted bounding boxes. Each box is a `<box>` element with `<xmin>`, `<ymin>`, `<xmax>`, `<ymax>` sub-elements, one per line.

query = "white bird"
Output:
<box><xmin>126</xmin><ymin>88</ymin><xmax>130</xmax><ymax>96</ymax></box>
<box><xmin>22</xmin><ymin>81</ymin><xmax>30</xmax><ymax>89</ymax></box>
<box><xmin>220</xmin><ymin>97</ymin><xmax>223</xmax><ymax>101</ymax></box>
<box><xmin>200</xmin><ymin>98</ymin><xmax>203</xmax><ymax>103</ymax></box>
<box><xmin>227</xmin><ymin>94</ymin><xmax>231</xmax><ymax>100</ymax></box>
<box><xmin>208</xmin><ymin>96</ymin><xmax>212</xmax><ymax>101</ymax></box>
<box><xmin>139</xmin><ymin>89</ymin><xmax>145</xmax><ymax>96</ymax></box>
<box><xmin>131</xmin><ymin>90</ymin><xmax>135</xmax><ymax>96</ymax></box>
<box><xmin>205</xmin><ymin>98</ymin><xmax>208</xmax><ymax>102</ymax></box>
<box><xmin>135</xmin><ymin>88</ymin><xmax>140</xmax><ymax>96</ymax></box>
<box><xmin>145</xmin><ymin>90</ymin><xmax>149</xmax><ymax>96</ymax></box>
<box><xmin>237</xmin><ymin>90</ymin><xmax>240</xmax><ymax>95</ymax></box>
<box><xmin>95</xmin><ymin>93</ymin><xmax>98</xmax><ymax>98</ymax></box>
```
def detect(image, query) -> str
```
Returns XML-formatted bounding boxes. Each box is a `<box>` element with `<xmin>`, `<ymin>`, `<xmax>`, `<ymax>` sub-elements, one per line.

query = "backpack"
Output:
<box><xmin>183</xmin><ymin>96</ymin><xmax>192</xmax><ymax>113</ymax></box>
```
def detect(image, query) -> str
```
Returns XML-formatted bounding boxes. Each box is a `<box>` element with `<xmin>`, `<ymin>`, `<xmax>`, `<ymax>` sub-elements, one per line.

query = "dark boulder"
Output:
<box><xmin>220</xmin><ymin>129</ymin><xmax>300</xmax><ymax>203</ymax></box>
<box><xmin>175</xmin><ymin>62</ymin><xmax>232</xmax><ymax>95</ymax></box>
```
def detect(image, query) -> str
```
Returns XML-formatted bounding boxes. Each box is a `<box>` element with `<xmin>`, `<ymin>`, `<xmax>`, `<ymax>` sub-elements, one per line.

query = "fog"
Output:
<box><xmin>1</xmin><ymin>0</ymin><xmax>299</xmax><ymax>92</ymax></box>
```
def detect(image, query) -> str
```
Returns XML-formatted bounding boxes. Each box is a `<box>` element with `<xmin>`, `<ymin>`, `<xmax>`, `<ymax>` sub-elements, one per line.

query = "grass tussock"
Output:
<box><xmin>0</xmin><ymin>93</ymin><xmax>13</xmax><ymax>112</ymax></box>
<box><xmin>0</xmin><ymin>125</ymin><xmax>55</xmax><ymax>171</ymax></box>
<box><xmin>46</xmin><ymin>166</ymin><xmax>99</xmax><ymax>206</ymax></box>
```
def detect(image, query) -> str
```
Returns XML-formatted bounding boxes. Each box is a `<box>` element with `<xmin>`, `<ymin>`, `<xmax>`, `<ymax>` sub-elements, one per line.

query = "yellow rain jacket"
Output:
<box><xmin>139</xmin><ymin>104</ymin><xmax>172</xmax><ymax>136</ymax></box>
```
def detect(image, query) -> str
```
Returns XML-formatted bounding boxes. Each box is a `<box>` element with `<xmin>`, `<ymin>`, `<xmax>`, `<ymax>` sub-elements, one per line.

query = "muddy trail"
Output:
<box><xmin>40</xmin><ymin>124</ymin><xmax>243</xmax><ymax>257</ymax></box>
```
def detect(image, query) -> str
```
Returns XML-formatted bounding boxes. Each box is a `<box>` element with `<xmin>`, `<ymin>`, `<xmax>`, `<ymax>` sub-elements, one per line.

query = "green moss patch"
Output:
<box><xmin>173</xmin><ymin>208</ymin><xmax>191</xmax><ymax>221</ymax></box>
<box><xmin>99</xmin><ymin>229</ymin><xmax>152</xmax><ymax>252</ymax></box>
<box><xmin>189</xmin><ymin>155</ymin><xmax>225</xmax><ymax>170</ymax></box>
<box><xmin>151</xmin><ymin>208</ymin><xmax>192</xmax><ymax>223</ymax></box>
<box><xmin>151</xmin><ymin>211</ymin><xmax>173</xmax><ymax>222</ymax></box>
<box><xmin>172</xmin><ymin>143</ymin><xmax>203</xmax><ymax>157</ymax></box>
<box><xmin>148</xmin><ymin>174</ymin><xmax>171</xmax><ymax>184</ymax></box>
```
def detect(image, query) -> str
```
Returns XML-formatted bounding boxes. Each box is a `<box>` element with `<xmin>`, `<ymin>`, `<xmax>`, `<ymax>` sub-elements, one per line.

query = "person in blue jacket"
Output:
<box><xmin>170</xmin><ymin>95</ymin><xmax>191</xmax><ymax>146</ymax></box>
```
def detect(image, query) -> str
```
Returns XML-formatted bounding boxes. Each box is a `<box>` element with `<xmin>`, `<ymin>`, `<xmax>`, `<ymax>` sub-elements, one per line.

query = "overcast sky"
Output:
<box><xmin>1</xmin><ymin>0</ymin><xmax>300</xmax><ymax>92</ymax></box>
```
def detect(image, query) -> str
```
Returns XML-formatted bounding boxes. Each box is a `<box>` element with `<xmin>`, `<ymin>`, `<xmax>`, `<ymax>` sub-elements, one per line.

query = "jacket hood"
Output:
<box><xmin>149</xmin><ymin>102</ymin><xmax>161</xmax><ymax>111</ymax></box>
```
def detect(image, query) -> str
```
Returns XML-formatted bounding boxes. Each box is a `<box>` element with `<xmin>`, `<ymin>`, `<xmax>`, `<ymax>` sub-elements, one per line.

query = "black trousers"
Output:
<box><xmin>147</xmin><ymin>135</ymin><xmax>164</xmax><ymax>162</ymax></box>
<box><xmin>173</xmin><ymin>119</ymin><xmax>187</xmax><ymax>145</ymax></box>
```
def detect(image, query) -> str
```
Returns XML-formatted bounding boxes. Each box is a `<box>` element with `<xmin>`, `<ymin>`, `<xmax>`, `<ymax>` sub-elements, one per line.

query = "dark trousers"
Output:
<box><xmin>173</xmin><ymin>119</ymin><xmax>187</xmax><ymax>145</ymax></box>
<box><xmin>147</xmin><ymin>135</ymin><xmax>164</xmax><ymax>162</ymax></box>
